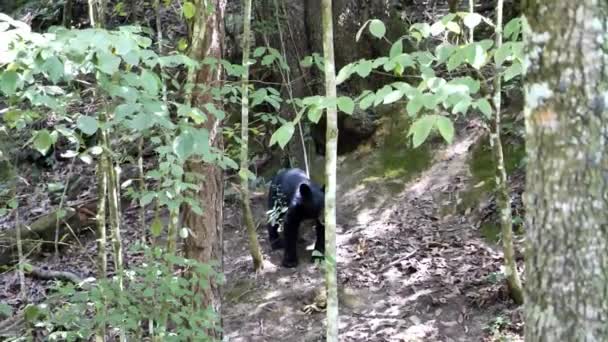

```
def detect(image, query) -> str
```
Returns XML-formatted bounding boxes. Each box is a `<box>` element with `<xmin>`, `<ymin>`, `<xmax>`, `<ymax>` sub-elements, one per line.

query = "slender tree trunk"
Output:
<box><xmin>321</xmin><ymin>0</ymin><xmax>338</xmax><ymax>340</ymax></box>
<box><xmin>524</xmin><ymin>1</ymin><xmax>608</xmax><ymax>340</ymax></box>
<box><xmin>492</xmin><ymin>0</ymin><xmax>523</xmax><ymax>305</ymax></box>
<box><xmin>240</xmin><ymin>0</ymin><xmax>264</xmax><ymax>272</ymax></box>
<box><xmin>88</xmin><ymin>0</ymin><xmax>106</xmax><ymax>28</ymax></box>
<box><xmin>62</xmin><ymin>0</ymin><xmax>73</xmax><ymax>27</ymax></box>
<box><xmin>15</xmin><ymin>209</ymin><xmax>25</xmax><ymax>301</ymax></box>
<box><xmin>182</xmin><ymin>0</ymin><xmax>226</xmax><ymax>339</ymax></box>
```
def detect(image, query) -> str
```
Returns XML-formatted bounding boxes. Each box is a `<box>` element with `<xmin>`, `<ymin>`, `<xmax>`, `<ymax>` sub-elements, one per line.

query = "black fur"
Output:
<box><xmin>267</xmin><ymin>168</ymin><xmax>325</xmax><ymax>268</ymax></box>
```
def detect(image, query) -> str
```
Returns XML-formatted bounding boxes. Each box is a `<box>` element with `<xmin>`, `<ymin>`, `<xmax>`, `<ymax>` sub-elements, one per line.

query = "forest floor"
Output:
<box><xmin>0</xmin><ymin>116</ymin><xmax>526</xmax><ymax>342</ymax></box>
<box><xmin>222</xmin><ymin>120</ymin><xmax>525</xmax><ymax>341</ymax></box>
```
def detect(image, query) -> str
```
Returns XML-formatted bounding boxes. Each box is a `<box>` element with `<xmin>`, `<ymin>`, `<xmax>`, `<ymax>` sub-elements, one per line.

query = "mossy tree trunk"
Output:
<box><xmin>492</xmin><ymin>0</ymin><xmax>523</xmax><ymax>305</ymax></box>
<box><xmin>524</xmin><ymin>0</ymin><xmax>608</xmax><ymax>339</ymax></box>
<box><xmin>321</xmin><ymin>0</ymin><xmax>338</xmax><ymax>340</ymax></box>
<box><xmin>182</xmin><ymin>0</ymin><xmax>226</xmax><ymax>339</ymax></box>
<box><xmin>240</xmin><ymin>0</ymin><xmax>264</xmax><ymax>272</ymax></box>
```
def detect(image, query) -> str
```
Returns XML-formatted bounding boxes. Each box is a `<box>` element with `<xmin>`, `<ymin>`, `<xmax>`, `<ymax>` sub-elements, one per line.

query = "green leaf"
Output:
<box><xmin>24</xmin><ymin>305</ymin><xmax>42</xmax><ymax>322</ymax></box>
<box><xmin>503</xmin><ymin>62</ymin><xmax>523</xmax><ymax>82</ymax></box>
<box><xmin>435</xmin><ymin>116</ymin><xmax>454</xmax><ymax>144</ymax></box>
<box><xmin>77</xmin><ymin>116</ymin><xmax>99</xmax><ymax>136</ymax></box>
<box><xmin>183</xmin><ymin>1</ymin><xmax>196</xmax><ymax>19</ymax></box>
<box><xmin>406</xmin><ymin>95</ymin><xmax>423</xmax><ymax>117</ymax></box>
<box><xmin>465</xmin><ymin>43</ymin><xmax>486</xmax><ymax>69</ymax></box>
<box><xmin>355</xmin><ymin>60</ymin><xmax>373</xmax><ymax>78</ymax></box>
<box><xmin>430</xmin><ymin>21</ymin><xmax>445</xmax><ymax>36</ymax></box>
<box><xmin>33</xmin><ymin>130</ymin><xmax>53</xmax><ymax>155</ymax></box>
<box><xmin>452</xmin><ymin>97</ymin><xmax>472</xmax><ymax>114</ymax></box>
<box><xmin>253</xmin><ymin>47</ymin><xmax>266</xmax><ymax>58</ymax></box>
<box><xmin>337</xmin><ymin>96</ymin><xmax>355</xmax><ymax>114</ymax></box>
<box><xmin>307</xmin><ymin>106</ymin><xmax>323</xmax><ymax>123</ymax></box>
<box><xmin>463</xmin><ymin>13</ymin><xmax>483</xmax><ymax>29</ymax></box>
<box><xmin>359</xmin><ymin>92</ymin><xmax>376</xmax><ymax>110</ymax></box>
<box><xmin>42</xmin><ymin>57</ymin><xmax>64</xmax><ymax>84</ymax></box>
<box><xmin>494</xmin><ymin>44</ymin><xmax>511</xmax><ymax>67</ymax></box>
<box><xmin>475</xmin><ymin>98</ymin><xmax>493</xmax><ymax>118</ymax></box>
<box><xmin>270</xmin><ymin>123</ymin><xmax>295</xmax><ymax>149</ymax></box>
<box><xmin>140</xmin><ymin>69</ymin><xmax>160</xmax><ymax>95</ymax></box>
<box><xmin>369</xmin><ymin>19</ymin><xmax>386</xmax><ymax>38</ymax></box>
<box><xmin>336</xmin><ymin>63</ymin><xmax>354</xmax><ymax>85</ymax></box>
<box><xmin>389</xmin><ymin>39</ymin><xmax>402</xmax><ymax>59</ymax></box>
<box><xmin>96</xmin><ymin>51</ymin><xmax>121</xmax><ymax>75</ymax></box>
<box><xmin>447</xmin><ymin>49</ymin><xmax>466</xmax><ymax>71</ymax></box>
<box><xmin>445</xmin><ymin>21</ymin><xmax>461</xmax><ymax>34</ymax></box>
<box><xmin>173</xmin><ymin>131</ymin><xmax>195</xmax><ymax>160</ymax></box>
<box><xmin>504</xmin><ymin>18</ymin><xmax>522</xmax><ymax>40</ymax></box>
<box><xmin>0</xmin><ymin>71</ymin><xmax>18</xmax><ymax>95</ymax></box>
<box><xmin>151</xmin><ymin>217</ymin><xmax>163</xmax><ymax>237</ymax></box>
<box><xmin>409</xmin><ymin>115</ymin><xmax>436</xmax><ymax>148</ymax></box>
<box><xmin>383</xmin><ymin>90</ymin><xmax>402</xmax><ymax>104</ymax></box>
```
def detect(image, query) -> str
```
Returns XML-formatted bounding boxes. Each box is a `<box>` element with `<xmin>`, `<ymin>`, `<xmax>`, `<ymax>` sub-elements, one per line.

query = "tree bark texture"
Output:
<box><xmin>183</xmin><ymin>0</ymin><xmax>226</xmax><ymax>339</ymax></box>
<box><xmin>321</xmin><ymin>0</ymin><xmax>339</xmax><ymax>340</ymax></box>
<box><xmin>524</xmin><ymin>1</ymin><xmax>608</xmax><ymax>340</ymax></box>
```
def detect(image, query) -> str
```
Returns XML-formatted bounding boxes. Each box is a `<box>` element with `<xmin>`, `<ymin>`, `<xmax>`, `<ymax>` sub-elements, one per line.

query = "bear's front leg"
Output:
<box><xmin>282</xmin><ymin>214</ymin><xmax>300</xmax><ymax>268</ymax></box>
<box><xmin>312</xmin><ymin>219</ymin><xmax>325</xmax><ymax>262</ymax></box>
<box><xmin>267</xmin><ymin>222</ymin><xmax>284</xmax><ymax>250</ymax></box>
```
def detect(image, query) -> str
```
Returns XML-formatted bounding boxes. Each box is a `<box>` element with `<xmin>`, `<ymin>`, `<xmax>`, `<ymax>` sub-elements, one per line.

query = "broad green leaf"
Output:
<box><xmin>183</xmin><ymin>2</ymin><xmax>196</xmax><ymax>19</ymax></box>
<box><xmin>355</xmin><ymin>60</ymin><xmax>373</xmax><ymax>78</ymax></box>
<box><xmin>253</xmin><ymin>47</ymin><xmax>266</xmax><ymax>58</ymax></box>
<box><xmin>466</xmin><ymin>43</ymin><xmax>486</xmax><ymax>69</ymax></box>
<box><xmin>504</xmin><ymin>18</ymin><xmax>522</xmax><ymax>40</ymax></box>
<box><xmin>447</xmin><ymin>48</ymin><xmax>466</xmax><ymax>71</ymax></box>
<box><xmin>369</xmin><ymin>19</ymin><xmax>386</xmax><ymax>38</ymax></box>
<box><xmin>393</xmin><ymin>53</ymin><xmax>415</xmax><ymax>69</ymax></box>
<box><xmin>336</xmin><ymin>63</ymin><xmax>354</xmax><ymax>84</ymax></box>
<box><xmin>337</xmin><ymin>96</ymin><xmax>355</xmax><ymax>114</ymax></box>
<box><xmin>382</xmin><ymin>90</ymin><xmax>403</xmax><ymax>104</ymax></box>
<box><xmin>445</xmin><ymin>21</ymin><xmax>461</xmax><ymax>34</ymax></box>
<box><xmin>430</xmin><ymin>21</ymin><xmax>445</xmax><ymax>36</ymax></box>
<box><xmin>452</xmin><ymin>97</ymin><xmax>472</xmax><ymax>114</ymax></box>
<box><xmin>0</xmin><ymin>71</ymin><xmax>18</xmax><ymax>95</ymax></box>
<box><xmin>389</xmin><ymin>39</ymin><xmax>402</xmax><ymax>59</ymax></box>
<box><xmin>114</xmin><ymin>34</ymin><xmax>133</xmax><ymax>55</ymax></box>
<box><xmin>494</xmin><ymin>43</ymin><xmax>511</xmax><ymax>67</ymax></box>
<box><xmin>374</xmin><ymin>85</ymin><xmax>393</xmax><ymax>106</ymax></box>
<box><xmin>410</xmin><ymin>23</ymin><xmax>431</xmax><ymax>39</ymax></box>
<box><xmin>475</xmin><ymin>98</ymin><xmax>493</xmax><ymax>118</ymax></box>
<box><xmin>409</xmin><ymin>115</ymin><xmax>436</xmax><ymax>148</ymax></box>
<box><xmin>503</xmin><ymin>62</ymin><xmax>523</xmax><ymax>82</ymax></box>
<box><xmin>173</xmin><ymin>131</ymin><xmax>195</xmax><ymax>160</ymax></box>
<box><xmin>406</xmin><ymin>95</ymin><xmax>423</xmax><ymax>117</ymax></box>
<box><xmin>270</xmin><ymin>122</ymin><xmax>295</xmax><ymax>148</ymax></box>
<box><xmin>359</xmin><ymin>93</ymin><xmax>376</xmax><ymax>110</ymax></box>
<box><xmin>77</xmin><ymin>116</ymin><xmax>99</xmax><ymax>135</ymax></box>
<box><xmin>436</xmin><ymin>43</ymin><xmax>456</xmax><ymax>64</ymax></box>
<box><xmin>33</xmin><ymin>130</ymin><xmax>53</xmax><ymax>155</ymax></box>
<box><xmin>96</xmin><ymin>51</ymin><xmax>121</xmax><ymax>75</ymax></box>
<box><xmin>307</xmin><ymin>106</ymin><xmax>323</xmax><ymax>123</ymax></box>
<box><xmin>435</xmin><ymin>116</ymin><xmax>454</xmax><ymax>144</ymax></box>
<box><xmin>140</xmin><ymin>69</ymin><xmax>160</xmax><ymax>95</ymax></box>
<box><xmin>300</xmin><ymin>56</ymin><xmax>314</xmax><ymax>67</ymax></box>
<box><xmin>42</xmin><ymin>57</ymin><xmax>64</xmax><ymax>84</ymax></box>
<box><xmin>463</xmin><ymin>13</ymin><xmax>483</xmax><ymax>29</ymax></box>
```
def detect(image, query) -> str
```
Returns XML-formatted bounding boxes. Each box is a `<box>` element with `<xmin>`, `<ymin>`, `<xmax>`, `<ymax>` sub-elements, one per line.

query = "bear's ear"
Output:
<box><xmin>299</xmin><ymin>183</ymin><xmax>313</xmax><ymax>199</ymax></box>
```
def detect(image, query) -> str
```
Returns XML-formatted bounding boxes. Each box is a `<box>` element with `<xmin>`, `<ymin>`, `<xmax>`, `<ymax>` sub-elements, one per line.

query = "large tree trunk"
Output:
<box><xmin>183</xmin><ymin>0</ymin><xmax>226</xmax><ymax>339</ymax></box>
<box><xmin>524</xmin><ymin>1</ymin><xmax>608</xmax><ymax>340</ymax></box>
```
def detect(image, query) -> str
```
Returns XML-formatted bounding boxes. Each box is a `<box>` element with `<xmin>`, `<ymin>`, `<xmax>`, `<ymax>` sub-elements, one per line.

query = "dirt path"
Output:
<box><xmin>222</xmin><ymin>127</ymin><xmax>521</xmax><ymax>342</ymax></box>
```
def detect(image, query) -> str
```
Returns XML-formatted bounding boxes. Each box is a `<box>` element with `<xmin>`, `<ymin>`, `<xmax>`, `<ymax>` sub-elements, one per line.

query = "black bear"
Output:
<box><xmin>267</xmin><ymin>168</ymin><xmax>325</xmax><ymax>268</ymax></box>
